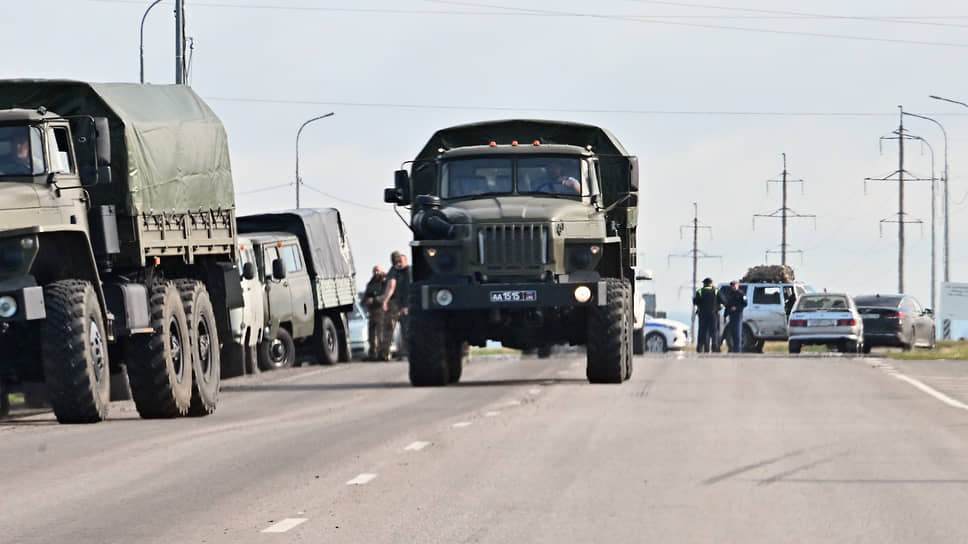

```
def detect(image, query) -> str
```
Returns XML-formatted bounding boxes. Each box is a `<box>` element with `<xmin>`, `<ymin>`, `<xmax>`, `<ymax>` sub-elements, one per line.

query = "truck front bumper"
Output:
<box><xmin>417</xmin><ymin>280</ymin><xmax>607</xmax><ymax>311</ymax></box>
<box><xmin>0</xmin><ymin>276</ymin><xmax>46</xmax><ymax>322</ymax></box>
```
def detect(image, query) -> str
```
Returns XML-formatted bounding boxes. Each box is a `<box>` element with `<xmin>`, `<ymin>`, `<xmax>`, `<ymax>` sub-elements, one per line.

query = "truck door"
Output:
<box><xmin>239</xmin><ymin>245</ymin><xmax>264</xmax><ymax>345</ymax></box>
<box><xmin>263</xmin><ymin>245</ymin><xmax>293</xmax><ymax>334</ymax></box>
<box><xmin>280</xmin><ymin>242</ymin><xmax>315</xmax><ymax>339</ymax></box>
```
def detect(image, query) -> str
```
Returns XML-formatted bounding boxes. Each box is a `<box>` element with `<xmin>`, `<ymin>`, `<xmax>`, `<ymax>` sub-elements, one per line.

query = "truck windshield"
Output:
<box><xmin>440</xmin><ymin>156</ymin><xmax>585</xmax><ymax>199</ymax></box>
<box><xmin>0</xmin><ymin>126</ymin><xmax>45</xmax><ymax>177</ymax></box>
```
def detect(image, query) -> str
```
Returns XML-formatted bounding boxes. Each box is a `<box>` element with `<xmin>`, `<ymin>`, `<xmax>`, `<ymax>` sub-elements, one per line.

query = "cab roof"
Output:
<box><xmin>438</xmin><ymin>143</ymin><xmax>592</xmax><ymax>159</ymax></box>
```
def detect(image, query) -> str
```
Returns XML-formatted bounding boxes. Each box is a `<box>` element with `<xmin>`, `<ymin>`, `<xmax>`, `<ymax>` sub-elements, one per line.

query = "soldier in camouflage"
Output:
<box><xmin>362</xmin><ymin>265</ymin><xmax>386</xmax><ymax>361</ymax></box>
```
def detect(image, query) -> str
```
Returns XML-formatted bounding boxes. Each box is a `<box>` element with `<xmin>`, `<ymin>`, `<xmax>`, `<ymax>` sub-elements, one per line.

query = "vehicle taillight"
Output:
<box><xmin>789</xmin><ymin>319</ymin><xmax>807</xmax><ymax>327</ymax></box>
<box><xmin>896</xmin><ymin>311</ymin><xmax>907</xmax><ymax>318</ymax></box>
<box><xmin>837</xmin><ymin>318</ymin><xmax>856</xmax><ymax>326</ymax></box>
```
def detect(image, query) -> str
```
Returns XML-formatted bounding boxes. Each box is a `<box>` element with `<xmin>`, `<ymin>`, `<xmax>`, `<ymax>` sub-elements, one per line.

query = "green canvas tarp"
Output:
<box><xmin>0</xmin><ymin>79</ymin><xmax>234</xmax><ymax>215</ymax></box>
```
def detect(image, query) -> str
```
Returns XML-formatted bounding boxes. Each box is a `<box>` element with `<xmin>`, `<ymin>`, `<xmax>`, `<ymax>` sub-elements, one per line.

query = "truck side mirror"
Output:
<box><xmin>94</xmin><ymin>117</ymin><xmax>111</xmax><ymax>166</ymax></box>
<box><xmin>272</xmin><ymin>258</ymin><xmax>287</xmax><ymax>280</ymax></box>
<box><xmin>242</xmin><ymin>262</ymin><xmax>256</xmax><ymax>280</ymax></box>
<box><xmin>384</xmin><ymin>169</ymin><xmax>412</xmax><ymax>205</ymax></box>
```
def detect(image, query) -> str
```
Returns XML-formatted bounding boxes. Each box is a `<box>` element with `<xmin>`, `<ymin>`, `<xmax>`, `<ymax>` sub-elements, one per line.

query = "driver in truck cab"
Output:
<box><xmin>534</xmin><ymin>159</ymin><xmax>581</xmax><ymax>195</ymax></box>
<box><xmin>0</xmin><ymin>128</ymin><xmax>33</xmax><ymax>175</ymax></box>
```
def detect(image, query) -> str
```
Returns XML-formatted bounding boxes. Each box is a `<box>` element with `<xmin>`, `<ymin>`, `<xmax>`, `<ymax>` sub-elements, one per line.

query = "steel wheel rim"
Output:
<box><xmin>89</xmin><ymin>318</ymin><xmax>106</xmax><ymax>383</ymax></box>
<box><xmin>169</xmin><ymin>316</ymin><xmax>185</xmax><ymax>382</ymax></box>
<box><xmin>197</xmin><ymin>316</ymin><xmax>212</xmax><ymax>377</ymax></box>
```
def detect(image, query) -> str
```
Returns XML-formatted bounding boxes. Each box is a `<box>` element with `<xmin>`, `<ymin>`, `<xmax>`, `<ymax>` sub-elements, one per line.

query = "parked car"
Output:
<box><xmin>854</xmin><ymin>294</ymin><xmax>936</xmax><ymax>353</ymax></box>
<box><xmin>723</xmin><ymin>281</ymin><xmax>813</xmax><ymax>352</ymax></box>
<box><xmin>347</xmin><ymin>301</ymin><xmax>370</xmax><ymax>360</ymax></box>
<box><xmin>787</xmin><ymin>293</ymin><xmax>863</xmax><ymax>353</ymax></box>
<box><xmin>640</xmin><ymin>314</ymin><xmax>690</xmax><ymax>353</ymax></box>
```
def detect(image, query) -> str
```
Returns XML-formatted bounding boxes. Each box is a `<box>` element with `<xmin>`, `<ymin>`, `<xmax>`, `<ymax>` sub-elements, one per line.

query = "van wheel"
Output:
<box><xmin>127</xmin><ymin>281</ymin><xmax>193</xmax><ymax>418</ymax></box>
<box><xmin>39</xmin><ymin>280</ymin><xmax>111</xmax><ymax>423</ymax></box>
<box><xmin>586</xmin><ymin>279</ymin><xmax>630</xmax><ymax>384</ymax></box>
<box><xmin>259</xmin><ymin>328</ymin><xmax>296</xmax><ymax>370</ymax></box>
<box><xmin>317</xmin><ymin>316</ymin><xmax>340</xmax><ymax>365</ymax></box>
<box><xmin>177</xmin><ymin>281</ymin><xmax>220</xmax><ymax>417</ymax></box>
<box><xmin>742</xmin><ymin>326</ymin><xmax>759</xmax><ymax>353</ymax></box>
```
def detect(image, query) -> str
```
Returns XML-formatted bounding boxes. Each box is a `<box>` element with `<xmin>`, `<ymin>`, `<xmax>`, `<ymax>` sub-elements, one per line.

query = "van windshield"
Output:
<box><xmin>0</xmin><ymin>125</ymin><xmax>45</xmax><ymax>177</ymax></box>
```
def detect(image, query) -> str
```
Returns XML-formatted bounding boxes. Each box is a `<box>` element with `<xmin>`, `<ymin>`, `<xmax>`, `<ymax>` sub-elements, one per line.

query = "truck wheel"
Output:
<box><xmin>625</xmin><ymin>300</ymin><xmax>634</xmax><ymax>380</ymax></box>
<box><xmin>127</xmin><ymin>281</ymin><xmax>193</xmax><ymax>418</ymax></box>
<box><xmin>408</xmin><ymin>310</ymin><xmax>449</xmax><ymax>386</ymax></box>
<box><xmin>0</xmin><ymin>384</ymin><xmax>8</xmax><ymax>417</ymax></box>
<box><xmin>446</xmin><ymin>340</ymin><xmax>467</xmax><ymax>384</ymax></box>
<box><xmin>586</xmin><ymin>278</ymin><xmax>630</xmax><ymax>384</ymax></box>
<box><xmin>40</xmin><ymin>280</ymin><xmax>111</xmax><ymax>423</ymax></box>
<box><xmin>317</xmin><ymin>315</ymin><xmax>340</xmax><ymax>365</ymax></box>
<box><xmin>633</xmin><ymin>326</ymin><xmax>645</xmax><ymax>355</ymax></box>
<box><xmin>337</xmin><ymin>313</ymin><xmax>351</xmax><ymax>363</ymax></box>
<box><xmin>258</xmin><ymin>328</ymin><xmax>296</xmax><ymax>370</ymax></box>
<box><xmin>177</xmin><ymin>281</ymin><xmax>220</xmax><ymax>417</ymax></box>
<box><xmin>537</xmin><ymin>344</ymin><xmax>553</xmax><ymax>359</ymax></box>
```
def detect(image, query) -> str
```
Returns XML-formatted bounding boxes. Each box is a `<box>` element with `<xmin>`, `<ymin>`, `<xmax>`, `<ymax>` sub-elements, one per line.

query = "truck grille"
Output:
<box><xmin>477</xmin><ymin>224</ymin><xmax>548</xmax><ymax>269</ymax></box>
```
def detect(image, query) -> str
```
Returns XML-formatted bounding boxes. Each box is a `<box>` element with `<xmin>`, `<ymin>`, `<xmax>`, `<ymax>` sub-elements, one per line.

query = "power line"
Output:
<box><xmin>89</xmin><ymin>0</ymin><xmax>968</xmax><ymax>47</ymax></box>
<box><xmin>299</xmin><ymin>182</ymin><xmax>390</xmax><ymax>212</ymax></box>
<box><xmin>752</xmin><ymin>153</ymin><xmax>816</xmax><ymax>265</ymax></box>
<box><xmin>205</xmin><ymin>96</ymin><xmax>968</xmax><ymax>117</ymax></box>
<box><xmin>236</xmin><ymin>182</ymin><xmax>293</xmax><ymax>195</ymax></box>
<box><xmin>430</xmin><ymin>0</ymin><xmax>968</xmax><ymax>49</ymax></box>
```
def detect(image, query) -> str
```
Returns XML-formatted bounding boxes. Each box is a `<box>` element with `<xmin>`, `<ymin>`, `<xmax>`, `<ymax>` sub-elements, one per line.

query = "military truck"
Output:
<box><xmin>384</xmin><ymin>120</ymin><xmax>639</xmax><ymax>385</ymax></box>
<box><xmin>0</xmin><ymin>80</ymin><xmax>242</xmax><ymax>423</ymax></box>
<box><xmin>237</xmin><ymin>209</ymin><xmax>357</xmax><ymax>367</ymax></box>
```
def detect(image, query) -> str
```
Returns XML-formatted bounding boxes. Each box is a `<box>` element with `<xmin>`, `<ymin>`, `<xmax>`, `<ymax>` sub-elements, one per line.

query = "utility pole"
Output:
<box><xmin>864</xmin><ymin>106</ymin><xmax>931</xmax><ymax>293</ymax></box>
<box><xmin>753</xmin><ymin>153</ymin><xmax>816</xmax><ymax>265</ymax></box>
<box><xmin>175</xmin><ymin>0</ymin><xmax>186</xmax><ymax>84</ymax></box>
<box><xmin>669</xmin><ymin>202</ymin><xmax>721</xmax><ymax>341</ymax></box>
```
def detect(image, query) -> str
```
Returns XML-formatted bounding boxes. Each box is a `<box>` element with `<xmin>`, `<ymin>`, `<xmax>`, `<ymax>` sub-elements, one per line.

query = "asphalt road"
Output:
<box><xmin>2</xmin><ymin>351</ymin><xmax>968</xmax><ymax>543</ymax></box>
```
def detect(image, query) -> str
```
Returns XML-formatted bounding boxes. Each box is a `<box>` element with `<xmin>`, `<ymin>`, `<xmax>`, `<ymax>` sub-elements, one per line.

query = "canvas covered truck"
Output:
<box><xmin>384</xmin><ymin>120</ymin><xmax>639</xmax><ymax>385</ymax></box>
<box><xmin>0</xmin><ymin>80</ymin><xmax>242</xmax><ymax>423</ymax></box>
<box><xmin>237</xmin><ymin>209</ymin><xmax>357</xmax><ymax>367</ymax></box>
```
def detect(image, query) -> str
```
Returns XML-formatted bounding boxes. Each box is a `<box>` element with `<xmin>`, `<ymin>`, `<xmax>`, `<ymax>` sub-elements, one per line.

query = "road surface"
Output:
<box><xmin>2</xmin><ymin>352</ymin><xmax>968</xmax><ymax>543</ymax></box>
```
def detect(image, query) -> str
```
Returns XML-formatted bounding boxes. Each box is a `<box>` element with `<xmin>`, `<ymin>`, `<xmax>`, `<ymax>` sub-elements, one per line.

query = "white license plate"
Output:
<box><xmin>490</xmin><ymin>290</ymin><xmax>537</xmax><ymax>303</ymax></box>
<box><xmin>810</xmin><ymin>319</ymin><xmax>835</xmax><ymax>327</ymax></box>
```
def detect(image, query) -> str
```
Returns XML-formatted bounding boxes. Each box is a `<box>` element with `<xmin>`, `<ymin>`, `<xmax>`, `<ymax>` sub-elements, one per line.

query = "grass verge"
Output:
<box><xmin>886</xmin><ymin>340</ymin><xmax>968</xmax><ymax>361</ymax></box>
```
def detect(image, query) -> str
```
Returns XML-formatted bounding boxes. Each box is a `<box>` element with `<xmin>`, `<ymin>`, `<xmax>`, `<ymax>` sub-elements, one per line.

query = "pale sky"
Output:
<box><xmin>4</xmin><ymin>0</ymin><xmax>968</xmax><ymax>327</ymax></box>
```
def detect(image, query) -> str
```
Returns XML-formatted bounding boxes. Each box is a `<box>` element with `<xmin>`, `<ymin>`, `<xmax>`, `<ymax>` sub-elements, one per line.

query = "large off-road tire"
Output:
<box><xmin>408</xmin><ymin>310</ymin><xmax>449</xmax><ymax>386</ymax></box>
<box><xmin>177</xmin><ymin>281</ymin><xmax>220</xmax><ymax>417</ymax></box>
<box><xmin>633</xmin><ymin>326</ymin><xmax>645</xmax><ymax>355</ymax></box>
<box><xmin>127</xmin><ymin>281</ymin><xmax>193</xmax><ymax>418</ymax></box>
<box><xmin>0</xmin><ymin>384</ymin><xmax>9</xmax><ymax>417</ymax></box>
<box><xmin>537</xmin><ymin>344</ymin><xmax>553</xmax><ymax>359</ymax></box>
<box><xmin>446</xmin><ymin>339</ymin><xmax>467</xmax><ymax>384</ymax></box>
<box><xmin>258</xmin><ymin>327</ymin><xmax>296</xmax><ymax>370</ymax></box>
<box><xmin>586</xmin><ymin>278</ymin><xmax>631</xmax><ymax>384</ymax></box>
<box><xmin>337</xmin><ymin>313</ymin><xmax>351</xmax><ymax>363</ymax></box>
<box><xmin>317</xmin><ymin>315</ymin><xmax>340</xmax><ymax>365</ymax></box>
<box><xmin>40</xmin><ymin>280</ymin><xmax>111</xmax><ymax>423</ymax></box>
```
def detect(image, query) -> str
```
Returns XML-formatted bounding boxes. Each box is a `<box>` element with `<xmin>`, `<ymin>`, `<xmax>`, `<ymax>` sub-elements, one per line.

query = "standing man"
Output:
<box><xmin>362</xmin><ymin>265</ymin><xmax>386</xmax><ymax>361</ymax></box>
<box><xmin>693</xmin><ymin>277</ymin><xmax>721</xmax><ymax>353</ymax></box>
<box><xmin>720</xmin><ymin>281</ymin><xmax>747</xmax><ymax>353</ymax></box>
<box><xmin>381</xmin><ymin>251</ymin><xmax>412</xmax><ymax>360</ymax></box>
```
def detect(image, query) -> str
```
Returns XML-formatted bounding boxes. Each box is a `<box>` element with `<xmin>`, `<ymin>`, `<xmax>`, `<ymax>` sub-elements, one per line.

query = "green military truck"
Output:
<box><xmin>237</xmin><ymin>209</ymin><xmax>358</xmax><ymax>368</ymax></box>
<box><xmin>0</xmin><ymin>80</ymin><xmax>242</xmax><ymax>423</ymax></box>
<box><xmin>384</xmin><ymin>120</ymin><xmax>639</xmax><ymax>385</ymax></box>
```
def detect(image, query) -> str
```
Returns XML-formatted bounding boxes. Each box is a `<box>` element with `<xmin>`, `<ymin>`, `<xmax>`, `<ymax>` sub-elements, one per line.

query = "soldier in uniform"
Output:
<box><xmin>381</xmin><ymin>250</ymin><xmax>412</xmax><ymax>360</ymax></box>
<box><xmin>362</xmin><ymin>265</ymin><xmax>386</xmax><ymax>361</ymax></box>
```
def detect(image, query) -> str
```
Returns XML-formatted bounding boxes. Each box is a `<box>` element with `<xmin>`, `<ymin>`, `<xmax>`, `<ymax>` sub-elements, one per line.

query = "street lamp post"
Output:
<box><xmin>903</xmin><ymin>127</ymin><xmax>936</xmax><ymax>313</ymax></box>
<box><xmin>927</xmin><ymin>96</ymin><xmax>956</xmax><ymax>283</ymax></box>
<box><xmin>139</xmin><ymin>0</ymin><xmax>165</xmax><ymax>84</ymax></box>
<box><xmin>295</xmin><ymin>113</ymin><xmax>335</xmax><ymax>209</ymax></box>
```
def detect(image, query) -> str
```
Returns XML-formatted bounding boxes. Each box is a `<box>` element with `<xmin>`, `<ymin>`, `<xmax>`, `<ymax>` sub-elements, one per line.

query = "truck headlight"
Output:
<box><xmin>574</xmin><ymin>286</ymin><xmax>592</xmax><ymax>303</ymax></box>
<box><xmin>0</xmin><ymin>296</ymin><xmax>17</xmax><ymax>318</ymax></box>
<box><xmin>435</xmin><ymin>289</ymin><xmax>454</xmax><ymax>307</ymax></box>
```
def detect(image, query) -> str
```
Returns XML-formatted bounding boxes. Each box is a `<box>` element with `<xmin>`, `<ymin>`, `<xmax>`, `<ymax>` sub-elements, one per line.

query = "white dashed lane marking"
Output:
<box><xmin>452</xmin><ymin>421</ymin><xmax>472</xmax><ymax>428</ymax></box>
<box><xmin>528</xmin><ymin>388</ymin><xmax>542</xmax><ymax>395</ymax></box>
<box><xmin>404</xmin><ymin>441</ymin><xmax>430</xmax><ymax>451</ymax></box>
<box><xmin>261</xmin><ymin>518</ymin><xmax>308</xmax><ymax>533</ymax></box>
<box><xmin>505</xmin><ymin>400</ymin><xmax>521</xmax><ymax>406</ymax></box>
<box><xmin>346</xmin><ymin>473</ymin><xmax>378</xmax><ymax>485</ymax></box>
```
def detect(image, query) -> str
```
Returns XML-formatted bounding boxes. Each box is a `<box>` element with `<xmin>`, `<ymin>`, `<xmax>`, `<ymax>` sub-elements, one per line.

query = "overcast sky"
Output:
<box><xmin>4</xmin><ymin>0</ymin><xmax>968</xmax><ymax>327</ymax></box>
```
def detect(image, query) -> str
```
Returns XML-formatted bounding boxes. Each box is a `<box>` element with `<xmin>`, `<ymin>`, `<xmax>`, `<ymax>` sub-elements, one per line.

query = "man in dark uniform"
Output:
<box><xmin>719</xmin><ymin>281</ymin><xmax>747</xmax><ymax>353</ymax></box>
<box><xmin>693</xmin><ymin>277</ymin><xmax>721</xmax><ymax>353</ymax></box>
<box><xmin>381</xmin><ymin>251</ymin><xmax>412</xmax><ymax>360</ymax></box>
<box><xmin>362</xmin><ymin>265</ymin><xmax>386</xmax><ymax>361</ymax></box>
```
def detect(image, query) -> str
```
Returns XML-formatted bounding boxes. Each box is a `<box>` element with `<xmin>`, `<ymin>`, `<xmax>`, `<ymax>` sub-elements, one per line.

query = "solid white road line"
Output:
<box><xmin>404</xmin><ymin>441</ymin><xmax>430</xmax><ymax>451</ymax></box>
<box><xmin>261</xmin><ymin>518</ymin><xmax>308</xmax><ymax>533</ymax></box>
<box><xmin>346</xmin><ymin>473</ymin><xmax>378</xmax><ymax>485</ymax></box>
<box><xmin>485</xmin><ymin>411</ymin><xmax>501</xmax><ymax>417</ymax></box>
<box><xmin>452</xmin><ymin>421</ymin><xmax>472</xmax><ymax>428</ymax></box>
<box><xmin>892</xmin><ymin>373</ymin><xmax>968</xmax><ymax>412</ymax></box>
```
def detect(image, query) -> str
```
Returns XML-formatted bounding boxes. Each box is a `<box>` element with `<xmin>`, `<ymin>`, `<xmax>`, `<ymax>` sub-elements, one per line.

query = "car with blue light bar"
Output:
<box><xmin>787</xmin><ymin>293</ymin><xmax>863</xmax><ymax>353</ymax></box>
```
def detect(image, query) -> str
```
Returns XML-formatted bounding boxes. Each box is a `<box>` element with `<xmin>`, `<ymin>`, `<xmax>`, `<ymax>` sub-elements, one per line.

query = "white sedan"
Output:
<box><xmin>639</xmin><ymin>314</ymin><xmax>690</xmax><ymax>353</ymax></box>
<box><xmin>787</xmin><ymin>293</ymin><xmax>863</xmax><ymax>353</ymax></box>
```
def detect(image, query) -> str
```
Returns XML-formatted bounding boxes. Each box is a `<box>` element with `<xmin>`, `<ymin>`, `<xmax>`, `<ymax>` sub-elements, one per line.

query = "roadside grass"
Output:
<box><xmin>886</xmin><ymin>340</ymin><xmax>968</xmax><ymax>361</ymax></box>
<box><xmin>470</xmin><ymin>347</ymin><xmax>520</xmax><ymax>356</ymax></box>
<box><xmin>9</xmin><ymin>392</ymin><xmax>23</xmax><ymax>404</ymax></box>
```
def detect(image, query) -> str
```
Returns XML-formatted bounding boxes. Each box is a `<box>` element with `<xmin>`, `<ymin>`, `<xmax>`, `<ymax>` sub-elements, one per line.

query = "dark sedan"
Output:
<box><xmin>854</xmin><ymin>294</ymin><xmax>936</xmax><ymax>353</ymax></box>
